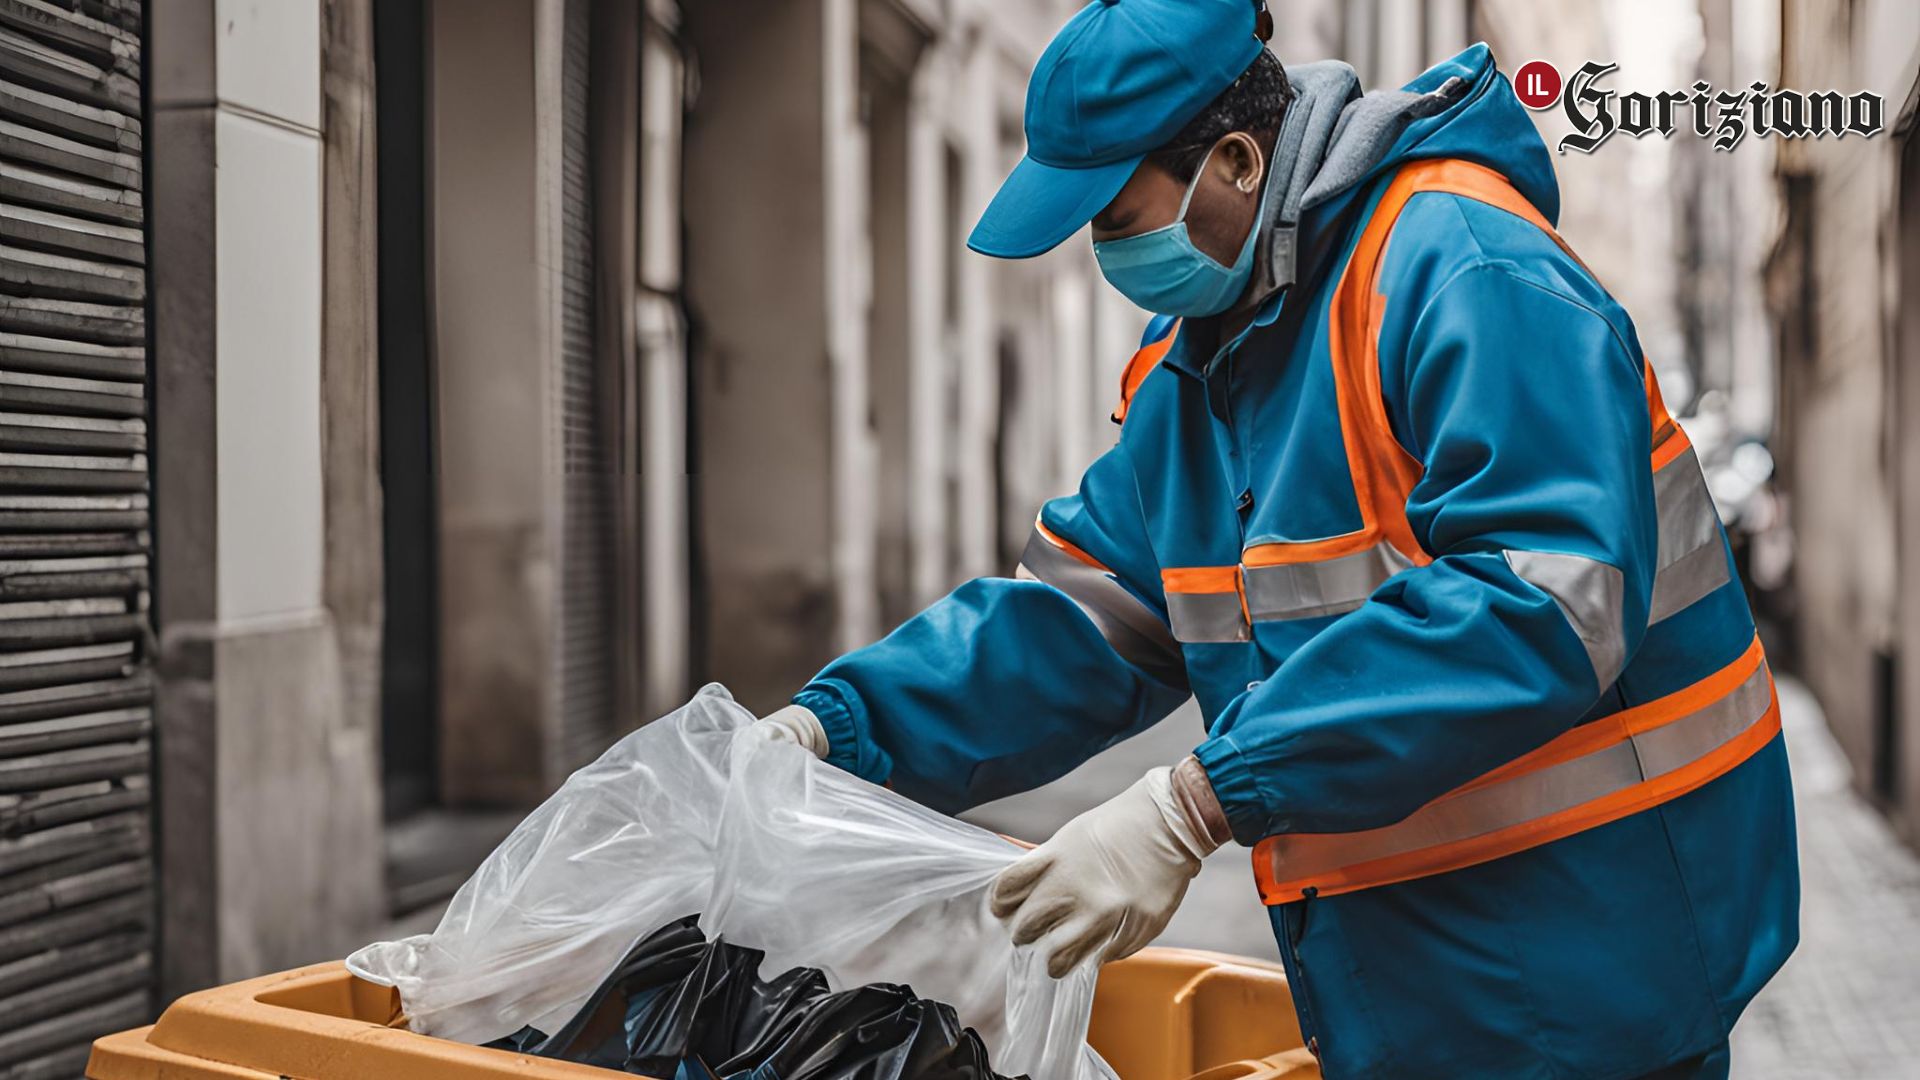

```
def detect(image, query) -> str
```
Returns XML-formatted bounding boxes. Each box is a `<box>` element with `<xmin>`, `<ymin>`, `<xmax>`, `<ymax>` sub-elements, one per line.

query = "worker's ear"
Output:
<box><xmin>1207</xmin><ymin>132</ymin><xmax>1265</xmax><ymax>195</ymax></box>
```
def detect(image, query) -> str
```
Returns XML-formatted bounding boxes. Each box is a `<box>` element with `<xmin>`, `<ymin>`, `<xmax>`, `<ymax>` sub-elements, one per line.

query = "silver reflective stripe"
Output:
<box><xmin>1269</xmin><ymin>740</ymin><xmax>1648</xmax><ymax>876</ymax></box>
<box><xmin>1262</xmin><ymin>657</ymin><xmax>1773</xmax><ymax>883</ymax></box>
<box><xmin>1503</xmin><ymin>550</ymin><xmax>1627</xmax><ymax>688</ymax></box>
<box><xmin>1243</xmin><ymin>540</ymin><xmax>1413</xmax><ymax>622</ymax></box>
<box><xmin>1018</xmin><ymin>529</ymin><xmax>1186</xmax><ymax>685</ymax></box>
<box><xmin>1632</xmin><ymin>659</ymin><xmax>1775</xmax><ymax>777</ymax></box>
<box><xmin>1166</xmin><ymin>591</ymin><xmax>1251</xmax><ymax>643</ymax></box>
<box><xmin>1649</xmin><ymin>445</ymin><xmax>1729</xmax><ymax>622</ymax></box>
<box><xmin>1650</xmin><ymin>541</ymin><xmax>1729</xmax><ymax>623</ymax></box>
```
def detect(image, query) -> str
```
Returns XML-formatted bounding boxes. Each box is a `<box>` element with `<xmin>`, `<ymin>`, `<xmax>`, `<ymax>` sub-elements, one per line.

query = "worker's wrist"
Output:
<box><xmin>759</xmin><ymin>704</ymin><xmax>829</xmax><ymax>758</ymax></box>
<box><xmin>791</xmin><ymin>682</ymin><xmax>894</xmax><ymax>784</ymax></box>
<box><xmin>1146</xmin><ymin>761</ymin><xmax>1225</xmax><ymax>863</ymax></box>
<box><xmin>1170</xmin><ymin>755</ymin><xmax>1233</xmax><ymax>851</ymax></box>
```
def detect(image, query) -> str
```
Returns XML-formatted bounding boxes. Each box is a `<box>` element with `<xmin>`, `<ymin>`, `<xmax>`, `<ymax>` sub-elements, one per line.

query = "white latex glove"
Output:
<box><xmin>749</xmin><ymin>704</ymin><xmax>829</xmax><ymax>758</ymax></box>
<box><xmin>989</xmin><ymin>764</ymin><xmax>1224</xmax><ymax>978</ymax></box>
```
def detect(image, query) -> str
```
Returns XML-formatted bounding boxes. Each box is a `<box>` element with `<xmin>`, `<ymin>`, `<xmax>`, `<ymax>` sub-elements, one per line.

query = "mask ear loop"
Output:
<box><xmin>1175</xmin><ymin>138</ymin><xmax>1266</xmax><ymax>220</ymax></box>
<box><xmin>1172</xmin><ymin>142</ymin><xmax>1220</xmax><ymax>225</ymax></box>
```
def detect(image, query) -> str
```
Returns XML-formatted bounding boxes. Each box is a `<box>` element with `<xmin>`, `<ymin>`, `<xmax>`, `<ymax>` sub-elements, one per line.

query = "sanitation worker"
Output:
<box><xmin>753</xmin><ymin>1</ymin><xmax>1797</xmax><ymax>1076</ymax></box>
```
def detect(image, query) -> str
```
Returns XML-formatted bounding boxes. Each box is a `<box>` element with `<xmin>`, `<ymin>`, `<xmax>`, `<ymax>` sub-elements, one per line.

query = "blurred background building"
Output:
<box><xmin>1768</xmin><ymin>0</ymin><xmax>1920</xmax><ymax>849</ymax></box>
<box><xmin>1</xmin><ymin>0</ymin><xmax>1917</xmax><ymax>1075</ymax></box>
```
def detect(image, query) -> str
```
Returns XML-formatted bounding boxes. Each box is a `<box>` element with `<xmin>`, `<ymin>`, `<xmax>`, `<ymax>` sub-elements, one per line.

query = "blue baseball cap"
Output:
<box><xmin>967</xmin><ymin>0</ymin><xmax>1267</xmax><ymax>259</ymax></box>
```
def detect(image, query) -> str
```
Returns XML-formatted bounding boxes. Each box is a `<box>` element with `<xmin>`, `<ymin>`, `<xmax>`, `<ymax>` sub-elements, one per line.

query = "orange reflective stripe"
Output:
<box><xmin>1647</xmin><ymin>360</ymin><xmax>1697</xmax><ymax>471</ymax></box>
<box><xmin>1619</xmin><ymin>633</ymin><xmax>1763</xmax><ymax>735</ymax></box>
<box><xmin>1650</xmin><ymin>427</ymin><xmax>1692</xmax><ymax>471</ymax></box>
<box><xmin>1163</xmin><ymin>565</ymin><xmax>1252</xmax><ymax>643</ymax></box>
<box><xmin>1252</xmin><ymin>636</ymin><xmax>1778</xmax><ymax>902</ymax></box>
<box><xmin>1034</xmin><ymin>517</ymin><xmax>1109</xmax><ymax>572</ymax></box>
<box><xmin>1457</xmin><ymin>635</ymin><xmax>1764</xmax><ymax>798</ymax></box>
<box><xmin>1112</xmin><ymin>320</ymin><xmax>1181</xmax><ymax>426</ymax></box>
<box><xmin>1161</xmin><ymin>565</ymin><xmax>1242</xmax><ymax>594</ymax></box>
<box><xmin>1395</xmin><ymin>159</ymin><xmax>1586</xmax><ymax>271</ymax></box>
<box><xmin>1255</xmin><ymin>698</ymin><xmax>1780</xmax><ymax>902</ymax></box>
<box><xmin>1255</xmin><ymin>687</ymin><xmax>1779</xmax><ymax>901</ymax></box>
<box><xmin>1327</xmin><ymin>181</ymin><xmax>1426</xmax><ymax>566</ymax></box>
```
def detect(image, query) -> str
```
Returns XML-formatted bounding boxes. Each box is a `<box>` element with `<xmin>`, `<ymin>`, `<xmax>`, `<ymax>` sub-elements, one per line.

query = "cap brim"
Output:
<box><xmin>967</xmin><ymin>152</ymin><xmax>1145</xmax><ymax>259</ymax></box>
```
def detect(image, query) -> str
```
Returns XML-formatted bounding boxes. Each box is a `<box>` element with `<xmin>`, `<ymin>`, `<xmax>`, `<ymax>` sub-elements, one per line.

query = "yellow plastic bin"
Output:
<box><xmin>88</xmin><ymin>947</ymin><xmax>1317</xmax><ymax>1080</ymax></box>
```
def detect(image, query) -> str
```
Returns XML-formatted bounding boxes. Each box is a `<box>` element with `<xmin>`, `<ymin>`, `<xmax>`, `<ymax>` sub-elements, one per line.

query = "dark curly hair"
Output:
<box><xmin>1146</xmin><ymin>50</ymin><xmax>1293</xmax><ymax>182</ymax></box>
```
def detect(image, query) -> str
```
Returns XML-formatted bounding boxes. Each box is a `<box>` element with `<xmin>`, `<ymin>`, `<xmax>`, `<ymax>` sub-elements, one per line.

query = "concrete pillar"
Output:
<box><xmin>150</xmin><ymin>0</ymin><xmax>384</xmax><ymax>994</ymax></box>
<box><xmin>906</xmin><ymin>57</ymin><xmax>953</xmax><ymax>610</ymax></box>
<box><xmin>1425</xmin><ymin>0</ymin><xmax>1472</xmax><ymax>59</ymax></box>
<box><xmin>1345</xmin><ymin>0</ymin><xmax>1379</xmax><ymax>86</ymax></box>
<box><xmin>869</xmin><ymin>67</ymin><xmax>917</xmax><ymax>627</ymax></box>
<box><xmin>1051</xmin><ymin>272</ymin><xmax>1093</xmax><ymax>487</ymax></box>
<box><xmin>683</xmin><ymin>0</ymin><xmax>838</xmax><ymax>709</ymax></box>
<box><xmin>636</xmin><ymin>6</ymin><xmax>693</xmax><ymax>720</ymax></box>
<box><xmin>315</xmin><ymin>0</ymin><xmax>388</xmax><ymax>953</ymax></box>
<box><xmin>1725</xmin><ymin>0</ymin><xmax>1782</xmax><ymax>439</ymax></box>
<box><xmin>823</xmin><ymin>0</ymin><xmax>880</xmax><ymax>652</ymax></box>
<box><xmin>1375</xmin><ymin>0</ymin><xmax>1426</xmax><ymax>86</ymax></box>
<box><xmin>1269</xmin><ymin>0</ymin><xmax>1347</xmax><ymax>66</ymax></box>
<box><xmin>954</xmin><ymin>32</ymin><xmax>1002</xmax><ymax>580</ymax></box>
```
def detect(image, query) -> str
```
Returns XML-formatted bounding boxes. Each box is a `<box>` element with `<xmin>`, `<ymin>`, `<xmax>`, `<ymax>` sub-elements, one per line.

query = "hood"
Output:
<box><xmin>1171</xmin><ymin>45</ymin><xmax>1560</xmax><ymax>375</ymax></box>
<box><xmin>1343</xmin><ymin>42</ymin><xmax>1559</xmax><ymax>225</ymax></box>
<box><xmin>1237</xmin><ymin>44</ymin><xmax>1557</xmax><ymax>317</ymax></box>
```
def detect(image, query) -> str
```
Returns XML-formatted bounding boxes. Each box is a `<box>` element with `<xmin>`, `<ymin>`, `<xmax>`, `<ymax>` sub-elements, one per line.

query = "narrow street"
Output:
<box><xmin>963</xmin><ymin>678</ymin><xmax>1920</xmax><ymax>1077</ymax></box>
<box><xmin>1731</xmin><ymin>679</ymin><xmax>1920</xmax><ymax>1077</ymax></box>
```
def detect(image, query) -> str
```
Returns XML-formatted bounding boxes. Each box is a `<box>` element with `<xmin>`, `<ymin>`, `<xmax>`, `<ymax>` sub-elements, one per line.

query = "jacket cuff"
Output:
<box><xmin>1193</xmin><ymin>733</ymin><xmax>1283</xmax><ymax>847</ymax></box>
<box><xmin>1171</xmin><ymin>755</ymin><xmax>1233</xmax><ymax>848</ymax></box>
<box><xmin>792</xmin><ymin>680</ymin><xmax>893</xmax><ymax>786</ymax></box>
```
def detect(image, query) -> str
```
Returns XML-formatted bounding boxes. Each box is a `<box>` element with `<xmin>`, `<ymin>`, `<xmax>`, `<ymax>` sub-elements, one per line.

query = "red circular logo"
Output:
<box><xmin>1514</xmin><ymin>61</ymin><xmax>1562</xmax><ymax>109</ymax></box>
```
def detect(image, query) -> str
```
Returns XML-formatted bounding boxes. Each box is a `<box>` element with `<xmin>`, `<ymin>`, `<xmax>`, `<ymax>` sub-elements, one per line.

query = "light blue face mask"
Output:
<box><xmin>1093</xmin><ymin>144</ymin><xmax>1263</xmax><ymax>317</ymax></box>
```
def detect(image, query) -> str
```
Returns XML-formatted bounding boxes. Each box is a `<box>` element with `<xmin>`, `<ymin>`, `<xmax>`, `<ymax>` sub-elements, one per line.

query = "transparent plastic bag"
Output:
<box><xmin>348</xmin><ymin>684</ymin><xmax>1112</xmax><ymax>1080</ymax></box>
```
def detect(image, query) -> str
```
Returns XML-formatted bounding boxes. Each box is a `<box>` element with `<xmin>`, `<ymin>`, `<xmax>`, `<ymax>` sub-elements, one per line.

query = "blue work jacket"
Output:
<box><xmin>794</xmin><ymin>46</ymin><xmax>1796</xmax><ymax>1078</ymax></box>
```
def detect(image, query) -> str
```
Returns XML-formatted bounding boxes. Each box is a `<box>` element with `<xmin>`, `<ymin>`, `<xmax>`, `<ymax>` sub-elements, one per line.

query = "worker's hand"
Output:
<box><xmin>749</xmin><ymin>704</ymin><xmax>829</xmax><ymax>758</ymax></box>
<box><xmin>990</xmin><ymin>758</ymin><xmax>1228</xmax><ymax>977</ymax></box>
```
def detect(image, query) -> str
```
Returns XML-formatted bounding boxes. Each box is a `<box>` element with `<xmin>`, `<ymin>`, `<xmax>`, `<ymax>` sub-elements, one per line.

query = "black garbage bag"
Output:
<box><xmin>493</xmin><ymin>914</ymin><xmax>722</xmax><ymax>1067</ymax></box>
<box><xmin>728</xmin><ymin>983</ymin><xmax>1002</xmax><ymax>1080</ymax></box>
<box><xmin>492</xmin><ymin>916</ymin><xmax>1025</xmax><ymax>1080</ymax></box>
<box><xmin>623</xmin><ymin>929</ymin><xmax>829</xmax><ymax>1075</ymax></box>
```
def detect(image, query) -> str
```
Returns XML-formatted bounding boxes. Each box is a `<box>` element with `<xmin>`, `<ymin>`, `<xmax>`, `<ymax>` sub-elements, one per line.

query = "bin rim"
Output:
<box><xmin>88</xmin><ymin>947</ymin><xmax>1298</xmax><ymax>1080</ymax></box>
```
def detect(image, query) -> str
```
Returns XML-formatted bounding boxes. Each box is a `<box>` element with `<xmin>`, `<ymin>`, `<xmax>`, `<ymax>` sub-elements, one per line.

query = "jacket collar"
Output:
<box><xmin>1158</xmin><ymin>63</ymin><xmax>1471</xmax><ymax>379</ymax></box>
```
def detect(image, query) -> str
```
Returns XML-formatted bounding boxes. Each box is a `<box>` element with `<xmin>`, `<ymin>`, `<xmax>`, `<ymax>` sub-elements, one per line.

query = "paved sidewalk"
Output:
<box><xmin>963</xmin><ymin>678</ymin><xmax>1920</xmax><ymax>1076</ymax></box>
<box><xmin>1730</xmin><ymin>678</ymin><xmax>1920</xmax><ymax>1078</ymax></box>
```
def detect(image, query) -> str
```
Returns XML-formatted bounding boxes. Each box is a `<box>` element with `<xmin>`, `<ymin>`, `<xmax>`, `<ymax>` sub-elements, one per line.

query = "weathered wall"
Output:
<box><xmin>1772</xmin><ymin>0</ymin><xmax>1920</xmax><ymax>835</ymax></box>
<box><xmin>682</xmin><ymin>0</ymin><xmax>838</xmax><ymax>712</ymax></box>
<box><xmin>150</xmin><ymin>0</ymin><xmax>385</xmax><ymax>995</ymax></box>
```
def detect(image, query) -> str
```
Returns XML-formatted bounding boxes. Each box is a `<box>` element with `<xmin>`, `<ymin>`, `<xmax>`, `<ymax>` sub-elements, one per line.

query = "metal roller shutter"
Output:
<box><xmin>558</xmin><ymin>0</ymin><xmax>615</xmax><ymax>772</ymax></box>
<box><xmin>0</xmin><ymin>0</ymin><xmax>154</xmax><ymax>1074</ymax></box>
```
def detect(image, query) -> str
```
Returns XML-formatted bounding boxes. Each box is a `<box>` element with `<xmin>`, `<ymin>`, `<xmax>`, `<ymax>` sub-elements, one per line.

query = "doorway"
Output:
<box><xmin>373</xmin><ymin>0</ymin><xmax>440</xmax><ymax>824</ymax></box>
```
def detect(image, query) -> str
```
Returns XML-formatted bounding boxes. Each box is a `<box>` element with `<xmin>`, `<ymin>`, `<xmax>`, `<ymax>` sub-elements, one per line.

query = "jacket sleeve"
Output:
<box><xmin>794</xmin><ymin>444</ymin><xmax>1192</xmax><ymax>815</ymax></box>
<box><xmin>1194</xmin><ymin>261</ymin><xmax>1660</xmax><ymax>843</ymax></box>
